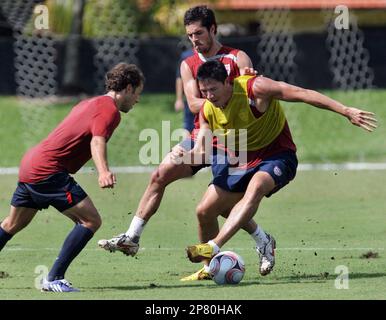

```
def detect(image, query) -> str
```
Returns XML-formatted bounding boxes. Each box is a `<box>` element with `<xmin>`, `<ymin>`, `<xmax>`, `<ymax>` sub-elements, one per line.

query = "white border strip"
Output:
<box><xmin>1</xmin><ymin>163</ymin><xmax>386</xmax><ymax>175</ymax></box>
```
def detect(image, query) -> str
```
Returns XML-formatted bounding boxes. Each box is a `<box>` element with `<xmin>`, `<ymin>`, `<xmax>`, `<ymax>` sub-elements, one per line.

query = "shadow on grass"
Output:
<box><xmin>88</xmin><ymin>272</ymin><xmax>386</xmax><ymax>291</ymax></box>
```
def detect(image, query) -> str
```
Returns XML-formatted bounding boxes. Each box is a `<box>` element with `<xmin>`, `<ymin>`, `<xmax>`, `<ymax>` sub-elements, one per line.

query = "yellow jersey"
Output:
<box><xmin>202</xmin><ymin>75</ymin><xmax>286</xmax><ymax>151</ymax></box>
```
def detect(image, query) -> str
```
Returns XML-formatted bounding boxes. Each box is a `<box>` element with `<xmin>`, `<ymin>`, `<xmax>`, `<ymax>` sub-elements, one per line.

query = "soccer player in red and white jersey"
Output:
<box><xmin>185</xmin><ymin>60</ymin><xmax>377</xmax><ymax>275</ymax></box>
<box><xmin>0</xmin><ymin>63</ymin><xmax>144</xmax><ymax>292</ymax></box>
<box><xmin>98</xmin><ymin>6</ymin><xmax>271</xmax><ymax>281</ymax></box>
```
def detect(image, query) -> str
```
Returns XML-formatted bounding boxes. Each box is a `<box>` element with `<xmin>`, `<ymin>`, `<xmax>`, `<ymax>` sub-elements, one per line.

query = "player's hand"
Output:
<box><xmin>345</xmin><ymin>107</ymin><xmax>377</xmax><ymax>132</ymax></box>
<box><xmin>170</xmin><ymin>145</ymin><xmax>206</xmax><ymax>165</ymax></box>
<box><xmin>240</xmin><ymin>67</ymin><xmax>258</xmax><ymax>76</ymax></box>
<box><xmin>98</xmin><ymin>171</ymin><xmax>116</xmax><ymax>188</ymax></box>
<box><xmin>174</xmin><ymin>99</ymin><xmax>184</xmax><ymax>112</ymax></box>
<box><xmin>170</xmin><ymin>145</ymin><xmax>189</xmax><ymax>165</ymax></box>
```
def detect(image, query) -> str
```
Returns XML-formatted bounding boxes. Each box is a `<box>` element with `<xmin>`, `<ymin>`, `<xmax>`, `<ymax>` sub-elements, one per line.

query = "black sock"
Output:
<box><xmin>47</xmin><ymin>224</ymin><xmax>94</xmax><ymax>281</ymax></box>
<box><xmin>0</xmin><ymin>226</ymin><xmax>13</xmax><ymax>251</ymax></box>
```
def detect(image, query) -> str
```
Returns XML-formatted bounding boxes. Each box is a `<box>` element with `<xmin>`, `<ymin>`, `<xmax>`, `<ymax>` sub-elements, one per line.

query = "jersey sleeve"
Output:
<box><xmin>246</xmin><ymin>76</ymin><xmax>257</xmax><ymax>100</ymax></box>
<box><xmin>91</xmin><ymin>101</ymin><xmax>121</xmax><ymax>140</ymax></box>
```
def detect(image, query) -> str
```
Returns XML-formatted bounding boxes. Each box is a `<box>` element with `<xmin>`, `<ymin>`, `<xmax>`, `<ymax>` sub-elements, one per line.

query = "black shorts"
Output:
<box><xmin>11</xmin><ymin>172</ymin><xmax>88</xmax><ymax>212</ymax></box>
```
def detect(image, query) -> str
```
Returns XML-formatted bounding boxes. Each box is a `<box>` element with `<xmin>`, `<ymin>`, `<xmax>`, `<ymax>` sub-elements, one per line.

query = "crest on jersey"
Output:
<box><xmin>273</xmin><ymin>166</ymin><xmax>282</xmax><ymax>176</ymax></box>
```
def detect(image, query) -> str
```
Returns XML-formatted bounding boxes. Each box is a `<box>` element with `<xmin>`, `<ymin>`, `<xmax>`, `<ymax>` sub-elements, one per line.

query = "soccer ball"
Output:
<box><xmin>209</xmin><ymin>251</ymin><xmax>245</xmax><ymax>285</ymax></box>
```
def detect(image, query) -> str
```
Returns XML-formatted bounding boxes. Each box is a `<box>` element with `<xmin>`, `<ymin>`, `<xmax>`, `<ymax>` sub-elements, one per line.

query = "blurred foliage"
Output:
<box><xmin>21</xmin><ymin>0</ymin><xmax>220</xmax><ymax>37</ymax></box>
<box><xmin>46</xmin><ymin>0</ymin><xmax>74</xmax><ymax>35</ymax></box>
<box><xmin>21</xmin><ymin>0</ymin><xmax>74</xmax><ymax>36</ymax></box>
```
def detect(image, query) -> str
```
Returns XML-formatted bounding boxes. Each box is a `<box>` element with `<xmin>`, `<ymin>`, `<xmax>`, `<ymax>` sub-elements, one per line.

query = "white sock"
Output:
<box><xmin>208</xmin><ymin>240</ymin><xmax>220</xmax><ymax>255</ymax></box>
<box><xmin>250</xmin><ymin>225</ymin><xmax>268</xmax><ymax>247</ymax></box>
<box><xmin>203</xmin><ymin>264</ymin><xmax>211</xmax><ymax>273</ymax></box>
<box><xmin>125</xmin><ymin>216</ymin><xmax>146</xmax><ymax>243</ymax></box>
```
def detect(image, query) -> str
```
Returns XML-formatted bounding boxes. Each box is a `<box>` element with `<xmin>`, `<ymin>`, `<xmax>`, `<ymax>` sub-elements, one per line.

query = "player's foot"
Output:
<box><xmin>41</xmin><ymin>279</ymin><xmax>79</xmax><ymax>292</ymax></box>
<box><xmin>180</xmin><ymin>266</ymin><xmax>212</xmax><ymax>281</ymax></box>
<box><xmin>186</xmin><ymin>243</ymin><xmax>214</xmax><ymax>263</ymax></box>
<box><xmin>98</xmin><ymin>233</ymin><xmax>139</xmax><ymax>256</ymax></box>
<box><xmin>256</xmin><ymin>233</ymin><xmax>276</xmax><ymax>276</ymax></box>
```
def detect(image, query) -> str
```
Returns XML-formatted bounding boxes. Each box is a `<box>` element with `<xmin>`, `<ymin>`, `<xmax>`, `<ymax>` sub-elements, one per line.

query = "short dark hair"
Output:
<box><xmin>184</xmin><ymin>5</ymin><xmax>217</xmax><ymax>34</ymax></box>
<box><xmin>105</xmin><ymin>63</ymin><xmax>145</xmax><ymax>92</ymax></box>
<box><xmin>197</xmin><ymin>60</ymin><xmax>228</xmax><ymax>83</ymax></box>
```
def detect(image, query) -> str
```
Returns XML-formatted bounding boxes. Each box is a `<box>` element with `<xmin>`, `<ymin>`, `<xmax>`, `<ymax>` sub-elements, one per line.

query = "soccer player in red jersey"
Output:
<box><xmin>98</xmin><ymin>6</ymin><xmax>269</xmax><ymax>282</ymax></box>
<box><xmin>0</xmin><ymin>63</ymin><xmax>144</xmax><ymax>292</ymax></box>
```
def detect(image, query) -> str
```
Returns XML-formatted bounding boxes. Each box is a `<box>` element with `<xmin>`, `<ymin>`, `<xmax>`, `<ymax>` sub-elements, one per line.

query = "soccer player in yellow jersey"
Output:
<box><xmin>182</xmin><ymin>60</ymin><xmax>377</xmax><ymax>276</ymax></box>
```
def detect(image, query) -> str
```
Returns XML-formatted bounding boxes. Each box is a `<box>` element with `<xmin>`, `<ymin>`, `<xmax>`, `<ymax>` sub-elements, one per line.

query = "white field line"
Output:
<box><xmin>3</xmin><ymin>247</ymin><xmax>384</xmax><ymax>252</ymax></box>
<box><xmin>2</xmin><ymin>162</ymin><xmax>386</xmax><ymax>175</ymax></box>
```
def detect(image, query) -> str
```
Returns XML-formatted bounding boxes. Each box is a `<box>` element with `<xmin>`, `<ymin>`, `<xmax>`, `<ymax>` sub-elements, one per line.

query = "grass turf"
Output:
<box><xmin>0</xmin><ymin>170</ymin><xmax>385</xmax><ymax>300</ymax></box>
<box><xmin>0</xmin><ymin>90</ymin><xmax>385</xmax><ymax>167</ymax></box>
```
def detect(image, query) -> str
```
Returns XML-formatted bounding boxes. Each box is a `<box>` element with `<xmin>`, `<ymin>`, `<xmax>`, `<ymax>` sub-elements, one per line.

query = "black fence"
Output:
<box><xmin>0</xmin><ymin>26</ymin><xmax>385</xmax><ymax>95</ymax></box>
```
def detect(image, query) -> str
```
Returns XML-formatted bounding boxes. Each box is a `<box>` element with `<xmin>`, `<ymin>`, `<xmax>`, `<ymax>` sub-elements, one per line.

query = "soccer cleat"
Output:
<box><xmin>256</xmin><ymin>233</ymin><xmax>276</xmax><ymax>276</ymax></box>
<box><xmin>98</xmin><ymin>233</ymin><xmax>139</xmax><ymax>257</ymax></box>
<box><xmin>186</xmin><ymin>243</ymin><xmax>214</xmax><ymax>263</ymax></box>
<box><xmin>41</xmin><ymin>279</ymin><xmax>79</xmax><ymax>293</ymax></box>
<box><xmin>180</xmin><ymin>266</ymin><xmax>212</xmax><ymax>281</ymax></box>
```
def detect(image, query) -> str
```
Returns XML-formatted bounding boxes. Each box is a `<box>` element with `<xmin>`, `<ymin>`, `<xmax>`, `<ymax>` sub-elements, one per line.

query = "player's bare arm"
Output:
<box><xmin>181</xmin><ymin>60</ymin><xmax>206</xmax><ymax>114</ymax></box>
<box><xmin>252</xmin><ymin>76</ymin><xmax>377</xmax><ymax>132</ymax></box>
<box><xmin>237</xmin><ymin>50</ymin><xmax>257</xmax><ymax>76</ymax></box>
<box><xmin>192</xmin><ymin>112</ymin><xmax>212</xmax><ymax>158</ymax></box>
<box><xmin>90</xmin><ymin>136</ymin><xmax>116</xmax><ymax>188</ymax></box>
<box><xmin>174</xmin><ymin>77</ymin><xmax>185</xmax><ymax>111</ymax></box>
<box><xmin>170</xmin><ymin>113</ymin><xmax>211</xmax><ymax>165</ymax></box>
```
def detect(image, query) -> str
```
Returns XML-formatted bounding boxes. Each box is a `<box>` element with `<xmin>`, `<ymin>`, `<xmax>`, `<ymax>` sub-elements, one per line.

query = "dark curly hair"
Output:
<box><xmin>105</xmin><ymin>63</ymin><xmax>145</xmax><ymax>92</ymax></box>
<box><xmin>184</xmin><ymin>5</ymin><xmax>217</xmax><ymax>34</ymax></box>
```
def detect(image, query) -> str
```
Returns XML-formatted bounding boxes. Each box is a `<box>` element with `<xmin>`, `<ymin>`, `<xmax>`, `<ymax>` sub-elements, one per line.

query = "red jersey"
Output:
<box><xmin>19</xmin><ymin>96</ymin><xmax>121</xmax><ymax>183</ymax></box>
<box><xmin>184</xmin><ymin>46</ymin><xmax>241</xmax><ymax>136</ymax></box>
<box><xmin>184</xmin><ymin>46</ymin><xmax>241</xmax><ymax>81</ymax></box>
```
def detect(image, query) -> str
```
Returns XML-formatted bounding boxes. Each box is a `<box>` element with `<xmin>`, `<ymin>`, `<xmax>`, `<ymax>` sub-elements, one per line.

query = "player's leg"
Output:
<box><xmin>45</xmin><ymin>197</ymin><xmax>98</xmax><ymax>285</ymax></box>
<box><xmin>187</xmin><ymin>152</ymin><xmax>298</xmax><ymax>276</ymax></box>
<box><xmin>98</xmin><ymin>138</ymin><xmax>205</xmax><ymax>255</ymax></box>
<box><xmin>1</xmin><ymin>181</ymin><xmax>40</xmax><ymax>251</ymax></box>
<box><xmin>41</xmin><ymin>173</ymin><xmax>95</xmax><ymax>292</ymax></box>
<box><xmin>182</xmin><ymin>185</ymin><xmax>259</xmax><ymax>282</ymax></box>
<box><xmin>196</xmin><ymin>184</ymin><xmax>253</xmax><ymax>243</ymax></box>
<box><xmin>134</xmin><ymin>152</ymin><xmax>194</xmax><ymax>222</ymax></box>
<box><xmin>186</xmin><ymin>172</ymin><xmax>275</xmax><ymax>263</ymax></box>
<box><xmin>212</xmin><ymin>171</ymin><xmax>275</xmax><ymax>248</ymax></box>
<box><xmin>0</xmin><ymin>206</ymin><xmax>38</xmax><ymax>251</ymax></box>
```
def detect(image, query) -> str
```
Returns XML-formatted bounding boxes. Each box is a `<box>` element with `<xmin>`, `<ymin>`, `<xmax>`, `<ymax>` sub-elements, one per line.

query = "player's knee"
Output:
<box><xmin>1</xmin><ymin>217</ymin><xmax>28</xmax><ymax>235</ymax></box>
<box><xmin>93</xmin><ymin>215</ymin><xmax>102</xmax><ymax>230</ymax></box>
<box><xmin>82</xmin><ymin>214</ymin><xmax>102</xmax><ymax>232</ymax></box>
<box><xmin>150</xmin><ymin>167</ymin><xmax>173</xmax><ymax>187</ymax></box>
<box><xmin>1</xmin><ymin>219</ymin><xmax>14</xmax><ymax>234</ymax></box>
<box><xmin>196</xmin><ymin>203</ymin><xmax>216</xmax><ymax>223</ymax></box>
<box><xmin>244</xmin><ymin>187</ymin><xmax>265</xmax><ymax>205</ymax></box>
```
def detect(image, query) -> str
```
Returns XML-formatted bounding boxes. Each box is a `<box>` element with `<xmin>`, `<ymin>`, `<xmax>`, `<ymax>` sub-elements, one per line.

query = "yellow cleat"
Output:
<box><xmin>180</xmin><ymin>267</ymin><xmax>212</xmax><ymax>281</ymax></box>
<box><xmin>186</xmin><ymin>243</ymin><xmax>214</xmax><ymax>263</ymax></box>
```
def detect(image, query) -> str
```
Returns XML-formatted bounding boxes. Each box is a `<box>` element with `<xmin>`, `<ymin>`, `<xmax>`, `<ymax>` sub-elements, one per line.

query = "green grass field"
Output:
<box><xmin>0</xmin><ymin>92</ymin><xmax>385</xmax><ymax>300</ymax></box>
<box><xmin>0</xmin><ymin>91</ymin><xmax>385</xmax><ymax>166</ymax></box>
<box><xmin>0</xmin><ymin>170</ymin><xmax>385</xmax><ymax>300</ymax></box>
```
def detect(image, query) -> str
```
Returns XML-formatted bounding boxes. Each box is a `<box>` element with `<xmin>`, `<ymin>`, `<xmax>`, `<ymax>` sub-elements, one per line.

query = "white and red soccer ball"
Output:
<box><xmin>209</xmin><ymin>251</ymin><xmax>245</xmax><ymax>285</ymax></box>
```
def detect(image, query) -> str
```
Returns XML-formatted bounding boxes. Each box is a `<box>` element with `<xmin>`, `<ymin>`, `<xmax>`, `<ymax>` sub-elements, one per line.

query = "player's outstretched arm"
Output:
<box><xmin>90</xmin><ymin>136</ymin><xmax>116</xmax><ymax>188</ymax></box>
<box><xmin>252</xmin><ymin>76</ymin><xmax>377</xmax><ymax>132</ymax></box>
